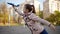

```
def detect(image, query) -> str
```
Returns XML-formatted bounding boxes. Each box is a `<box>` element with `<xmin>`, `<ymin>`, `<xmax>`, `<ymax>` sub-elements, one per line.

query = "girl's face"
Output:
<box><xmin>23</xmin><ymin>6</ymin><xmax>29</xmax><ymax>13</ymax></box>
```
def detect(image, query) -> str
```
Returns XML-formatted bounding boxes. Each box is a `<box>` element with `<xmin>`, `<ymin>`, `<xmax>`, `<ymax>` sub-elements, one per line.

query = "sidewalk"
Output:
<box><xmin>0</xmin><ymin>26</ymin><xmax>60</xmax><ymax>34</ymax></box>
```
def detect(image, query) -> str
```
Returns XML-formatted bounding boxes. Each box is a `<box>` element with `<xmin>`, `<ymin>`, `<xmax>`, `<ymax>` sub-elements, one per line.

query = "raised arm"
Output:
<box><xmin>13</xmin><ymin>6</ymin><xmax>24</xmax><ymax>16</ymax></box>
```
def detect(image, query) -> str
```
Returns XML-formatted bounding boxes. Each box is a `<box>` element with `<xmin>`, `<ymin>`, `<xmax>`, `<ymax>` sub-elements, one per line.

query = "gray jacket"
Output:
<box><xmin>14</xmin><ymin>8</ymin><xmax>51</xmax><ymax>34</ymax></box>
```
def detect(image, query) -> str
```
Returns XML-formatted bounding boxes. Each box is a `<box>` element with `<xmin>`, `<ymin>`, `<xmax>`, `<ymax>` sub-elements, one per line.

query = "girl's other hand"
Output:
<box><xmin>50</xmin><ymin>24</ymin><xmax>56</xmax><ymax>31</ymax></box>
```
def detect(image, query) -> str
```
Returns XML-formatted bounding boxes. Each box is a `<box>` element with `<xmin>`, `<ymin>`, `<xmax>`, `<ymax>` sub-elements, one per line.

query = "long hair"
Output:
<box><xmin>31</xmin><ymin>5</ymin><xmax>36</xmax><ymax>14</ymax></box>
<box><xmin>25</xmin><ymin>4</ymin><xmax>36</xmax><ymax>14</ymax></box>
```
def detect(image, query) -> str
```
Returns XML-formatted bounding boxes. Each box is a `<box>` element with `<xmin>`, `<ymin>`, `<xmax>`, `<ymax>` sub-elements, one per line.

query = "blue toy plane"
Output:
<box><xmin>7</xmin><ymin>3</ymin><xmax>19</xmax><ymax>7</ymax></box>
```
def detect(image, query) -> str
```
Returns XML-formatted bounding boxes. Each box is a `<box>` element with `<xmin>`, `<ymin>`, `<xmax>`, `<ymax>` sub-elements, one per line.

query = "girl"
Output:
<box><xmin>13</xmin><ymin>4</ymin><xmax>55</xmax><ymax>34</ymax></box>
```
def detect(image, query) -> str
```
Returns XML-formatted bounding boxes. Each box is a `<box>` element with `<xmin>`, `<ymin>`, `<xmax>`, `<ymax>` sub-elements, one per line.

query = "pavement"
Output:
<box><xmin>0</xmin><ymin>26</ymin><xmax>60</xmax><ymax>34</ymax></box>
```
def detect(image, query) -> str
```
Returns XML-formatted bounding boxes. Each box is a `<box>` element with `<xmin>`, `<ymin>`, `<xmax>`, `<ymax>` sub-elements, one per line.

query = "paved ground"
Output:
<box><xmin>44</xmin><ymin>26</ymin><xmax>60</xmax><ymax>34</ymax></box>
<box><xmin>0</xmin><ymin>26</ymin><xmax>60</xmax><ymax>34</ymax></box>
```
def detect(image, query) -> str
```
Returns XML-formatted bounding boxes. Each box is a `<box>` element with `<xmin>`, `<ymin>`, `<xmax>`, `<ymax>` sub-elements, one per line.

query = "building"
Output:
<box><xmin>43</xmin><ymin>0</ymin><xmax>60</xmax><ymax>19</ymax></box>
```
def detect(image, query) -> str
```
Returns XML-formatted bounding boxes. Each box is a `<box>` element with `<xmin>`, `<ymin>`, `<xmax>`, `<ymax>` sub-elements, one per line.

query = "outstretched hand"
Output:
<box><xmin>50</xmin><ymin>24</ymin><xmax>56</xmax><ymax>31</ymax></box>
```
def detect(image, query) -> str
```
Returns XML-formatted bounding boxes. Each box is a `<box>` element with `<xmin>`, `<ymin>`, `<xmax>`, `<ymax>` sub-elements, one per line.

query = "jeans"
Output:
<box><xmin>40</xmin><ymin>29</ymin><xmax>48</xmax><ymax>34</ymax></box>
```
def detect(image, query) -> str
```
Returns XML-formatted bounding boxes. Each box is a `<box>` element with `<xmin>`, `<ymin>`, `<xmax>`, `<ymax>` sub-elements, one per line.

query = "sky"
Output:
<box><xmin>0</xmin><ymin>0</ymin><xmax>45</xmax><ymax>10</ymax></box>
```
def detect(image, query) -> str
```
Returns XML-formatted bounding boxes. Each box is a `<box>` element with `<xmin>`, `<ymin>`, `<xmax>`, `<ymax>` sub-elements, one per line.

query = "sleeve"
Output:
<box><xmin>13</xmin><ymin>7</ymin><xmax>24</xmax><ymax>16</ymax></box>
<box><xmin>28</xmin><ymin>13</ymin><xmax>51</xmax><ymax>26</ymax></box>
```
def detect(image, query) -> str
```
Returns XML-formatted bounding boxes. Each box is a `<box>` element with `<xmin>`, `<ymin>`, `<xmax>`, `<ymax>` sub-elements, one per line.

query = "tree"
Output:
<box><xmin>45</xmin><ymin>10</ymin><xmax>60</xmax><ymax>25</ymax></box>
<box><xmin>0</xmin><ymin>3</ymin><xmax>9</xmax><ymax>24</ymax></box>
<box><xmin>39</xmin><ymin>11</ymin><xmax>43</xmax><ymax>18</ymax></box>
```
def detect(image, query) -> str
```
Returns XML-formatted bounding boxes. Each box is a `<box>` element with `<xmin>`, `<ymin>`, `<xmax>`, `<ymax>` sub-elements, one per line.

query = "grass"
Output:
<box><xmin>0</xmin><ymin>22</ymin><xmax>24</xmax><ymax>26</ymax></box>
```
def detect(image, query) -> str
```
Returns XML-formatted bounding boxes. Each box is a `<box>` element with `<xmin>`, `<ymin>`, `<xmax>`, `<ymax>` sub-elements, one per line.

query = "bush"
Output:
<box><xmin>45</xmin><ymin>10</ymin><xmax>60</xmax><ymax>26</ymax></box>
